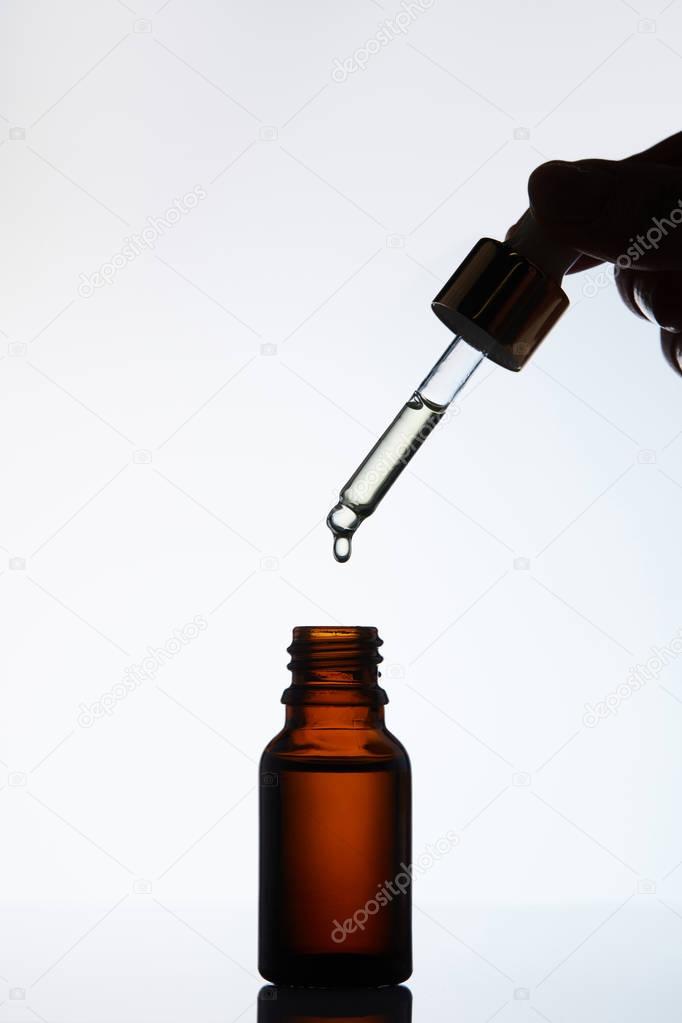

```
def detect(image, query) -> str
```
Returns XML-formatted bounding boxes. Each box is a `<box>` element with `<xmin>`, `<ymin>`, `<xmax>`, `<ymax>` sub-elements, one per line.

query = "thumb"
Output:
<box><xmin>528</xmin><ymin>158</ymin><xmax>682</xmax><ymax>271</ymax></box>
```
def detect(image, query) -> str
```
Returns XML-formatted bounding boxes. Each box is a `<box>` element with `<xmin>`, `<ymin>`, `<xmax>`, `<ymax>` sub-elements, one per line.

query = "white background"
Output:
<box><xmin>2</xmin><ymin>0</ymin><xmax>682</xmax><ymax>1019</ymax></box>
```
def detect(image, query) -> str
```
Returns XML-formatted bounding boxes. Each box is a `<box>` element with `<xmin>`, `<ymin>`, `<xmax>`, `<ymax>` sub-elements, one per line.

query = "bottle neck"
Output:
<box><xmin>285</xmin><ymin>703</ymin><xmax>386</xmax><ymax>729</ymax></box>
<box><xmin>289</xmin><ymin>663</ymin><xmax>379</xmax><ymax>686</ymax></box>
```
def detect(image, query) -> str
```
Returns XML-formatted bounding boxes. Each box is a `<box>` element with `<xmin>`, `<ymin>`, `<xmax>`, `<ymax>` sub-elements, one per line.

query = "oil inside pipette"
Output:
<box><xmin>327</xmin><ymin>393</ymin><xmax>445</xmax><ymax>562</ymax></box>
<box><xmin>327</xmin><ymin>335</ymin><xmax>485</xmax><ymax>562</ymax></box>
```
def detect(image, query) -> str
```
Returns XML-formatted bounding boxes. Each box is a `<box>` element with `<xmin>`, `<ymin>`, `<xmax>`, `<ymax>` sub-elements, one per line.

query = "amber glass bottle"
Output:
<box><xmin>259</xmin><ymin>626</ymin><xmax>412</xmax><ymax>987</ymax></box>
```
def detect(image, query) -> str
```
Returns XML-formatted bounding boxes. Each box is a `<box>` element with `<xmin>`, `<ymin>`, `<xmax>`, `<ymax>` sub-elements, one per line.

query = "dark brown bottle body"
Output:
<box><xmin>259</xmin><ymin>627</ymin><xmax>412</xmax><ymax>987</ymax></box>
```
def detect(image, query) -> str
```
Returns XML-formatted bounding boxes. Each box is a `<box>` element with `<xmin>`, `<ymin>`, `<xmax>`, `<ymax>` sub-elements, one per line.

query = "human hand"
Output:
<box><xmin>527</xmin><ymin>132</ymin><xmax>682</xmax><ymax>374</ymax></box>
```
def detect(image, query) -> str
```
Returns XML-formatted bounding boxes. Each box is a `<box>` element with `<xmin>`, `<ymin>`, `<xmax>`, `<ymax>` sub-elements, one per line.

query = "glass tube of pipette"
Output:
<box><xmin>327</xmin><ymin>336</ymin><xmax>485</xmax><ymax>561</ymax></box>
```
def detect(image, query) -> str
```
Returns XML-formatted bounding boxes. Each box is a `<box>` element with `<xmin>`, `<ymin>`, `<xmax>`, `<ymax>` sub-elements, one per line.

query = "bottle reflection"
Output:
<box><xmin>258</xmin><ymin>985</ymin><xmax>412</xmax><ymax>1023</ymax></box>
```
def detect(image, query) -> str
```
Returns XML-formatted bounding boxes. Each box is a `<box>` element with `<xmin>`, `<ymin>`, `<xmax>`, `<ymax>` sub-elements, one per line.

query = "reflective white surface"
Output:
<box><xmin>4</xmin><ymin>901</ymin><xmax>682</xmax><ymax>1021</ymax></box>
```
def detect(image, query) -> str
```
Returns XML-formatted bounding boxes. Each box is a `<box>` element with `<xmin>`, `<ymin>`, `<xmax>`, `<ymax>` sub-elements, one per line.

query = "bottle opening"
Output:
<box><xmin>288</xmin><ymin>626</ymin><xmax>382</xmax><ymax>673</ymax></box>
<box><xmin>285</xmin><ymin>626</ymin><xmax>386</xmax><ymax>696</ymax></box>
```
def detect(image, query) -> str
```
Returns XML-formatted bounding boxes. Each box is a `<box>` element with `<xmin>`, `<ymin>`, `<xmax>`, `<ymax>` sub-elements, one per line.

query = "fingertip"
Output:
<box><xmin>529</xmin><ymin>160</ymin><xmax>614</xmax><ymax>225</ymax></box>
<box><xmin>528</xmin><ymin>161</ymin><xmax>578</xmax><ymax>218</ymax></box>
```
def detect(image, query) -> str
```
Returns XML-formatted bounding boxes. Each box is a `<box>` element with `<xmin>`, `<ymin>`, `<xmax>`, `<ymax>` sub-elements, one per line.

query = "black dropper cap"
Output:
<box><xmin>432</xmin><ymin>210</ymin><xmax>578</xmax><ymax>371</ymax></box>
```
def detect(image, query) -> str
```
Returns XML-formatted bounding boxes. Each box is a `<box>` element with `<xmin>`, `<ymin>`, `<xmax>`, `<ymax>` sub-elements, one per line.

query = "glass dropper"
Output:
<box><xmin>327</xmin><ymin>335</ymin><xmax>485</xmax><ymax>562</ymax></box>
<box><xmin>326</xmin><ymin>209</ymin><xmax>579</xmax><ymax>563</ymax></box>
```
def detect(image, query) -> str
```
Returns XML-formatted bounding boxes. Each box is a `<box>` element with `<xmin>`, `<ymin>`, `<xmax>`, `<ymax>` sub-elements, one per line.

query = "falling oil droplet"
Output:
<box><xmin>333</xmin><ymin>535</ymin><xmax>352</xmax><ymax>563</ymax></box>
